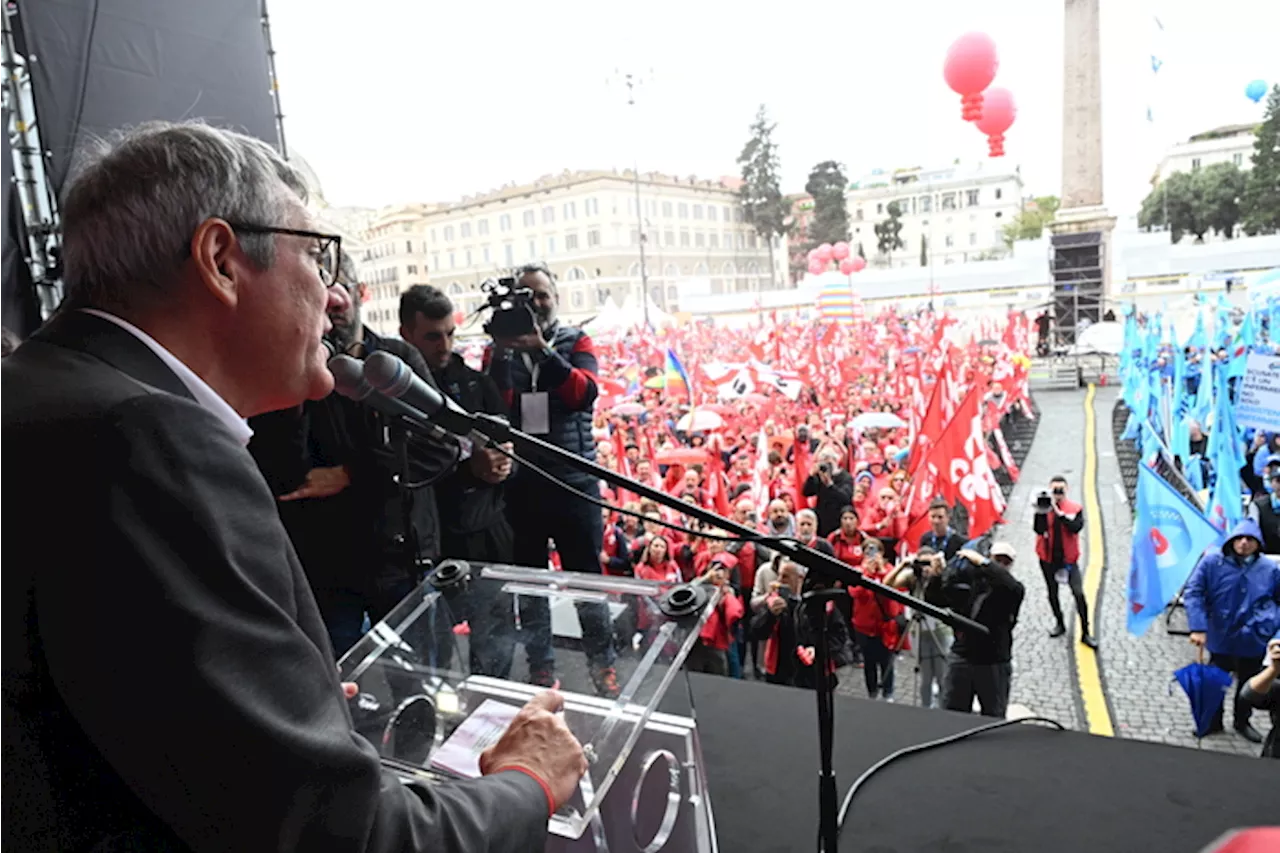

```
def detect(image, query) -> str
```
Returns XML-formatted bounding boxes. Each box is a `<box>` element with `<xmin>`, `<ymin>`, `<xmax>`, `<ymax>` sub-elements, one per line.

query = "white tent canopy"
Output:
<box><xmin>618</xmin><ymin>289</ymin><xmax>676</xmax><ymax>329</ymax></box>
<box><xmin>582</xmin><ymin>298</ymin><xmax>631</xmax><ymax>334</ymax></box>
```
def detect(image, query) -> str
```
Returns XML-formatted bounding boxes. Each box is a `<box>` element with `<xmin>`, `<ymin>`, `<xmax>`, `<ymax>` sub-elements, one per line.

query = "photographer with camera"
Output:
<box><xmin>1033</xmin><ymin>475</ymin><xmax>1096</xmax><ymax>649</ymax></box>
<box><xmin>886</xmin><ymin>547</ymin><xmax>952</xmax><ymax>709</ymax></box>
<box><xmin>750</xmin><ymin>560</ymin><xmax>853</xmax><ymax>690</ymax></box>
<box><xmin>923</xmin><ymin>542</ymin><xmax>1025</xmax><ymax>717</ymax></box>
<box><xmin>249</xmin><ymin>253</ymin><xmax>456</xmax><ymax>657</ymax></box>
<box><xmin>483</xmin><ymin>263</ymin><xmax>618</xmax><ymax>697</ymax></box>
<box><xmin>803</xmin><ymin>449</ymin><xmax>855</xmax><ymax>538</ymax></box>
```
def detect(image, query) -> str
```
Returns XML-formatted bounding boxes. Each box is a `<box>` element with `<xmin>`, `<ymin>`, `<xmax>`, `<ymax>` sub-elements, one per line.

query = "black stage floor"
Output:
<box><xmin>666</xmin><ymin>674</ymin><xmax>1276</xmax><ymax>853</ymax></box>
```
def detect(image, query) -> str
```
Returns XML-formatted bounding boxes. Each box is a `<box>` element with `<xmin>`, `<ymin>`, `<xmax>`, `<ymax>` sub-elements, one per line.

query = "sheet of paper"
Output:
<box><xmin>429</xmin><ymin>698</ymin><xmax>522</xmax><ymax>779</ymax></box>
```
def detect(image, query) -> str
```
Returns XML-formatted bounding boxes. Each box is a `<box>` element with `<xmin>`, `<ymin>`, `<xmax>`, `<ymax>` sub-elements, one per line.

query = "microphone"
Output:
<box><xmin>362</xmin><ymin>350</ymin><xmax>479</xmax><ymax>437</ymax></box>
<box><xmin>327</xmin><ymin>354</ymin><xmax>451</xmax><ymax>443</ymax></box>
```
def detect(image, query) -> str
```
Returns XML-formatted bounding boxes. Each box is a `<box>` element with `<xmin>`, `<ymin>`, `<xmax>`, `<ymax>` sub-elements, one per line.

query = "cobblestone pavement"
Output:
<box><xmin>1093</xmin><ymin>386</ymin><xmax>1258</xmax><ymax>757</ymax></box>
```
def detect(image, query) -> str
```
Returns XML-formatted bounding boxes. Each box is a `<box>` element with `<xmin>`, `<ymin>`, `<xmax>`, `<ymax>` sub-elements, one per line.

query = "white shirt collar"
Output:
<box><xmin>81</xmin><ymin>309</ymin><xmax>254</xmax><ymax>446</ymax></box>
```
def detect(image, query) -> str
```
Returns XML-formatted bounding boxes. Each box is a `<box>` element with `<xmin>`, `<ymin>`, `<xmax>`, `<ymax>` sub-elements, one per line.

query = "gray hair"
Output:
<box><xmin>62</xmin><ymin>121</ymin><xmax>308</xmax><ymax>311</ymax></box>
<box><xmin>796</xmin><ymin>508</ymin><xmax>818</xmax><ymax>523</ymax></box>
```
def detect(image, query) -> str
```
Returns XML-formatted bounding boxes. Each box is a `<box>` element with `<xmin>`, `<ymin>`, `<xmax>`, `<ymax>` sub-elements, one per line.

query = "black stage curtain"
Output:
<box><xmin>21</xmin><ymin>0</ymin><xmax>279</xmax><ymax>196</ymax></box>
<box><xmin>671</xmin><ymin>674</ymin><xmax>1274</xmax><ymax>852</ymax></box>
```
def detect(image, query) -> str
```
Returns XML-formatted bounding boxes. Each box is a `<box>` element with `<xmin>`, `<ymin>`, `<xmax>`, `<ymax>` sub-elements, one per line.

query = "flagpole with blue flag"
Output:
<box><xmin>1127</xmin><ymin>464</ymin><xmax>1223</xmax><ymax>637</ymax></box>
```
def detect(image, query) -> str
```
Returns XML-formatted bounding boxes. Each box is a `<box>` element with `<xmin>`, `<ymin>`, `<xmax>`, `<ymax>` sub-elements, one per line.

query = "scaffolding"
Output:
<box><xmin>3</xmin><ymin>0</ymin><xmax>62</xmax><ymax>319</ymax></box>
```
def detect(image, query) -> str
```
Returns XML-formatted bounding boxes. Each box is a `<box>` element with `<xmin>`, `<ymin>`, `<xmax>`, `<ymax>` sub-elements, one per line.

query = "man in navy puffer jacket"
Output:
<box><xmin>1184</xmin><ymin>518</ymin><xmax>1280</xmax><ymax>743</ymax></box>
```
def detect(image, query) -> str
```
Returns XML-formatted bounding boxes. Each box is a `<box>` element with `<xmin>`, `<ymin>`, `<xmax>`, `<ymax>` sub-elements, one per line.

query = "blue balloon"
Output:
<box><xmin>1245</xmin><ymin>79</ymin><xmax>1267</xmax><ymax>103</ymax></box>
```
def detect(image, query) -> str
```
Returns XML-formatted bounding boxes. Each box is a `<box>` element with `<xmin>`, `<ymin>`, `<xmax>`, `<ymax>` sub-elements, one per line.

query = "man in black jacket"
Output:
<box><xmin>1247</xmin><ymin>459</ymin><xmax>1280</xmax><ymax>554</ymax></box>
<box><xmin>400</xmin><ymin>284</ymin><xmax>513</xmax><ymax>565</ymax></box>
<box><xmin>925</xmin><ymin>542</ymin><xmax>1025</xmax><ymax>717</ymax></box>
<box><xmin>802</xmin><ymin>449</ymin><xmax>855</xmax><ymax>537</ymax></box>
<box><xmin>249</xmin><ymin>254</ymin><xmax>457</xmax><ymax>657</ymax></box>
<box><xmin>2</xmin><ymin>121</ymin><xmax>583</xmax><ymax>853</ymax></box>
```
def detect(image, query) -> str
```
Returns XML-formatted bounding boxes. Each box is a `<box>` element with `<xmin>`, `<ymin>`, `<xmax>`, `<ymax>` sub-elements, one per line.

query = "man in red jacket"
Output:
<box><xmin>1032</xmin><ymin>475</ymin><xmax>1096</xmax><ymax>649</ymax></box>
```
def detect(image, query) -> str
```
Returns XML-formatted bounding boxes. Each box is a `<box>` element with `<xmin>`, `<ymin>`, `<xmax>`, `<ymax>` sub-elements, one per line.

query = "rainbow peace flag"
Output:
<box><xmin>664</xmin><ymin>348</ymin><xmax>693</xmax><ymax>395</ymax></box>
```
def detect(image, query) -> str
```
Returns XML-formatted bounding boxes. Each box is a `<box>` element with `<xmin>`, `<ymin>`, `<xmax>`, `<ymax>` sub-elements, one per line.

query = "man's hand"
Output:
<box><xmin>279</xmin><ymin>466</ymin><xmax>351</xmax><ymax>501</ymax></box>
<box><xmin>469</xmin><ymin>444</ymin><xmax>513</xmax><ymax>484</ymax></box>
<box><xmin>1189</xmin><ymin>631</ymin><xmax>1207</xmax><ymax>648</ymax></box>
<box><xmin>495</xmin><ymin>327</ymin><xmax>547</xmax><ymax>353</ymax></box>
<box><xmin>1266</xmin><ymin>638</ymin><xmax>1280</xmax><ymax>668</ymax></box>
<box><xmin>768</xmin><ymin>593</ymin><xmax>786</xmax><ymax>615</ymax></box>
<box><xmin>479</xmin><ymin>691</ymin><xmax>587</xmax><ymax>812</ymax></box>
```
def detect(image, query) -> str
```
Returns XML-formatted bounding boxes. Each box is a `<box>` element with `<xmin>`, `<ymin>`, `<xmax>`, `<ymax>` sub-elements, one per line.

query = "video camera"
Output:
<box><xmin>1035</xmin><ymin>491</ymin><xmax>1053</xmax><ymax>512</ymax></box>
<box><xmin>480</xmin><ymin>277</ymin><xmax>537</xmax><ymax>339</ymax></box>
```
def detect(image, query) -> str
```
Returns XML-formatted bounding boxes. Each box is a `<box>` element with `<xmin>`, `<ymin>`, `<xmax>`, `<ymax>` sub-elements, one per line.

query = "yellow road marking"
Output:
<box><xmin>1076</xmin><ymin>383</ymin><xmax>1114</xmax><ymax>737</ymax></box>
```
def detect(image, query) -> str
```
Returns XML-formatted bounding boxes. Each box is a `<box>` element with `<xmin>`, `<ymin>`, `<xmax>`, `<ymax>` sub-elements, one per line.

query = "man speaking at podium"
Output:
<box><xmin>2</xmin><ymin>122</ymin><xmax>584</xmax><ymax>852</ymax></box>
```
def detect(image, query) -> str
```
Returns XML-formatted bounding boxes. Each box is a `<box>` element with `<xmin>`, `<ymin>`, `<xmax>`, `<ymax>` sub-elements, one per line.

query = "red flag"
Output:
<box><xmin>909</xmin><ymin>365</ymin><xmax>946</xmax><ymax>475</ymax></box>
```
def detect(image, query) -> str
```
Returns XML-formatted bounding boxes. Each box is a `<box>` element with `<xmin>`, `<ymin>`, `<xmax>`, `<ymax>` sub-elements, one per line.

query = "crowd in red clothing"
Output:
<box><xmin>574</xmin><ymin>307</ymin><xmax>1035</xmax><ymax>686</ymax></box>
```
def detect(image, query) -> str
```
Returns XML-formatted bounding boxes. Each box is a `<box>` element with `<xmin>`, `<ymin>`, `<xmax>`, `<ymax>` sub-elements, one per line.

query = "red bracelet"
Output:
<box><xmin>493</xmin><ymin>765</ymin><xmax>556</xmax><ymax>817</ymax></box>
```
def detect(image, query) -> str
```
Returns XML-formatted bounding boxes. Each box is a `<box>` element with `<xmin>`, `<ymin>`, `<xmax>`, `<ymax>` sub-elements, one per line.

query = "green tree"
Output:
<box><xmin>1139</xmin><ymin>164</ymin><xmax>1245</xmax><ymax>242</ymax></box>
<box><xmin>1242</xmin><ymin>84</ymin><xmax>1280</xmax><ymax>235</ymax></box>
<box><xmin>874</xmin><ymin>201</ymin><xmax>905</xmax><ymax>256</ymax></box>
<box><xmin>803</xmin><ymin>160</ymin><xmax>850</xmax><ymax>247</ymax></box>
<box><xmin>738</xmin><ymin>105</ymin><xmax>790</xmax><ymax>288</ymax></box>
<box><xmin>1002</xmin><ymin>195</ymin><xmax>1060</xmax><ymax>247</ymax></box>
<box><xmin>920</xmin><ymin>234</ymin><xmax>928</xmax><ymax>266</ymax></box>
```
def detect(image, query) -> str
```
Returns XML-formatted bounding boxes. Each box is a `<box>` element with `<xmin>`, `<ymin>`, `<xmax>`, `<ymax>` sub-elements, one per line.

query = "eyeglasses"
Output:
<box><xmin>226</xmin><ymin>222</ymin><xmax>342</xmax><ymax>287</ymax></box>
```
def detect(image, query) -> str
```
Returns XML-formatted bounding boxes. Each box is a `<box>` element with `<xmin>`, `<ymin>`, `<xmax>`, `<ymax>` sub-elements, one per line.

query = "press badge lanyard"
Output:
<box><xmin>519</xmin><ymin>351</ymin><xmax>551</xmax><ymax>435</ymax></box>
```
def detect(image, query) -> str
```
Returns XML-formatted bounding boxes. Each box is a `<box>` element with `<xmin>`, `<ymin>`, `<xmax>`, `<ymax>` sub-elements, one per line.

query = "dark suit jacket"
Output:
<box><xmin>1</xmin><ymin>311</ymin><xmax>548</xmax><ymax>852</ymax></box>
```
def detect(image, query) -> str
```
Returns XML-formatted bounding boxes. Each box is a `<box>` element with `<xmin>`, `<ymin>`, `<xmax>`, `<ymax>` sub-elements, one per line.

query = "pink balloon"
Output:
<box><xmin>815</xmin><ymin>243</ymin><xmax>834</xmax><ymax>262</ymax></box>
<box><xmin>943</xmin><ymin>32</ymin><xmax>998</xmax><ymax>96</ymax></box>
<box><xmin>808</xmin><ymin>258</ymin><xmax>826</xmax><ymax>275</ymax></box>
<box><xmin>453</xmin><ymin>310</ymin><xmax>466</xmax><ymax>325</ymax></box>
<box><xmin>832</xmin><ymin>241</ymin><xmax>850</xmax><ymax>260</ymax></box>
<box><xmin>974</xmin><ymin>87</ymin><xmax>1016</xmax><ymax>136</ymax></box>
<box><xmin>850</xmin><ymin>256</ymin><xmax>867</xmax><ymax>273</ymax></box>
<box><xmin>838</xmin><ymin>258</ymin><xmax>856</xmax><ymax>275</ymax></box>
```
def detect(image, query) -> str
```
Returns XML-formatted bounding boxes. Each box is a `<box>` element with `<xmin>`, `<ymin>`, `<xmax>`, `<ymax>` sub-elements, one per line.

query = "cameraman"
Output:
<box><xmin>923</xmin><ymin>542</ymin><xmax>1025</xmax><ymax>717</ymax></box>
<box><xmin>1033</xmin><ymin>475</ymin><xmax>1096</xmax><ymax>648</ymax></box>
<box><xmin>886</xmin><ymin>547</ymin><xmax>952</xmax><ymax>709</ymax></box>
<box><xmin>485</xmin><ymin>263</ymin><xmax>618</xmax><ymax>697</ymax></box>
<box><xmin>249</xmin><ymin>254</ymin><xmax>456</xmax><ymax>657</ymax></box>
<box><xmin>803</xmin><ymin>449</ymin><xmax>855</xmax><ymax>537</ymax></box>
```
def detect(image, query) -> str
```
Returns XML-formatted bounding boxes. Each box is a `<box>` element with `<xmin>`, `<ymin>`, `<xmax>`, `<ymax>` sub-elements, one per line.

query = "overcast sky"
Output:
<box><xmin>269</xmin><ymin>0</ymin><xmax>1280</xmax><ymax>217</ymax></box>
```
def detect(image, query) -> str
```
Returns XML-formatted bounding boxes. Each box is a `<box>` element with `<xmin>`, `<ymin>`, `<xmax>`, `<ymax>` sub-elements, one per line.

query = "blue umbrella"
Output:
<box><xmin>1172</xmin><ymin>660</ymin><xmax>1233</xmax><ymax>738</ymax></box>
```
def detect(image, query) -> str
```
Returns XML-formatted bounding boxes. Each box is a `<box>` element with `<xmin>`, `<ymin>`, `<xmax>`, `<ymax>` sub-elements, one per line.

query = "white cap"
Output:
<box><xmin>990</xmin><ymin>542</ymin><xmax>1017</xmax><ymax>560</ymax></box>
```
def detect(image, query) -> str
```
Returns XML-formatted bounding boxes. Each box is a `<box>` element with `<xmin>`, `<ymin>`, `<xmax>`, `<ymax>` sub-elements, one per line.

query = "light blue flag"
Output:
<box><xmin>1127</xmin><ymin>464</ymin><xmax>1223</xmax><ymax>636</ymax></box>
<box><xmin>1206</xmin><ymin>366</ymin><xmax>1245</xmax><ymax>531</ymax></box>
<box><xmin>1227</xmin><ymin>310</ymin><xmax>1255</xmax><ymax>381</ymax></box>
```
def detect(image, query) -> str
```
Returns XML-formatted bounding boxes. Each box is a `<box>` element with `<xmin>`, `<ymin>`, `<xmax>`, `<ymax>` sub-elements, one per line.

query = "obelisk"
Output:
<box><xmin>1049</xmin><ymin>0</ymin><xmax>1115</xmax><ymax>340</ymax></box>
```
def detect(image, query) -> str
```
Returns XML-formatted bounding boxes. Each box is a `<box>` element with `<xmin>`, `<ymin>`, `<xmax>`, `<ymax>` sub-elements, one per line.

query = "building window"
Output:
<box><xmin>856</xmin><ymin>208</ymin><xmax>864</xmax><ymax>221</ymax></box>
<box><xmin>707</xmin><ymin>206</ymin><xmax>717</xmax><ymax>222</ymax></box>
<box><xmin>627</xmin><ymin>196</ymin><xmax>636</xmax><ymax>216</ymax></box>
<box><xmin>723</xmin><ymin>206</ymin><xmax>732</xmax><ymax>221</ymax></box>
<box><xmin>587</xmin><ymin>229</ymin><xmax>601</xmax><ymax>247</ymax></box>
<box><xmin>563</xmin><ymin>201</ymin><xmax>576</xmax><ymax>220</ymax></box>
<box><xmin>673</xmin><ymin>202</ymin><xmax>687</xmax><ymax>219</ymax></box>
<box><xmin>449</xmin><ymin>252</ymin><xmax>456</xmax><ymax>269</ymax></box>
<box><xmin>723</xmin><ymin>231</ymin><xmax>732</xmax><ymax>247</ymax></box>
<box><xmin>695</xmin><ymin>232</ymin><xmax>705</xmax><ymax>248</ymax></box>
<box><xmin>432</xmin><ymin>252</ymin><xmax>439</xmax><ymax>271</ymax></box>
<box><xmin>499</xmin><ymin>213</ymin><xmax>512</xmax><ymax>232</ymax></box>
<box><xmin>444</xmin><ymin>225</ymin><xmax>455</xmax><ymax>241</ymax></box>
<box><xmin>527</xmin><ymin>240</ymin><xmax>536</xmax><ymax>259</ymax></box>
<box><xmin>585</xmin><ymin>198</ymin><xmax>598</xmax><ymax>216</ymax></box>
<box><xmin>630</xmin><ymin>229</ymin><xmax>640</xmax><ymax>246</ymax></box>
<box><xmin>504</xmin><ymin>244</ymin><xmax>514</xmax><ymax>266</ymax></box>
<box><xmin>876</xmin><ymin>203</ymin><xmax>883</xmax><ymax>215</ymax></box>
<box><xmin>565</xmin><ymin>232</ymin><xmax>579</xmax><ymax>251</ymax></box>
<box><xmin>465</xmin><ymin>249</ymin><xmax>472</xmax><ymax>266</ymax></box>
<box><xmin>680</xmin><ymin>230</ymin><xmax>691</xmax><ymax>247</ymax></box>
<box><xmin>737</xmin><ymin>232</ymin><xmax>746</xmax><ymax>249</ymax></box>
<box><xmin>407</xmin><ymin>264</ymin><xmax>418</xmax><ymax>274</ymax></box>
<box><xmin>482</xmin><ymin>246</ymin><xmax>491</xmax><ymax>263</ymax></box>
<box><xmin>542</xmin><ymin>206</ymin><xmax>555</xmax><ymax>224</ymax></box>
<box><xmin>571</xmin><ymin>290</ymin><xmax>584</xmax><ymax>308</ymax></box>
<box><xmin>709</xmin><ymin>233</ymin><xmax>719</xmax><ymax>249</ymax></box>
<box><xmin>431</xmin><ymin>228</ymin><xmax>437</xmax><ymax>242</ymax></box>
<box><xmin>662</xmin><ymin>201</ymin><xmax>673</xmax><ymax>217</ymax></box>
<box><xmin>565</xmin><ymin>266</ymin><xmax>586</xmax><ymax>281</ymax></box>
<box><xmin>941</xmin><ymin>193</ymin><xmax>956</xmax><ymax>210</ymax></box>
<box><xmin>918</xmin><ymin>196</ymin><xmax>932</xmax><ymax>213</ymax></box>
<box><xmin>944</xmin><ymin>234</ymin><xmax>954</xmax><ymax>248</ymax></box>
<box><xmin>459</xmin><ymin>223</ymin><xmax>471</xmax><ymax>239</ymax></box>
<box><xmin>523</xmin><ymin>210</ymin><xmax>536</xmax><ymax>227</ymax></box>
<box><xmin>1232</xmin><ymin>152</ymin><xmax>1243</xmax><ymax>166</ymax></box>
<box><xmin>478</xmin><ymin>219</ymin><xmax>489</xmax><ymax>236</ymax></box>
<box><xmin>966</xmin><ymin>189</ymin><xmax>980</xmax><ymax>206</ymax></box>
<box><xmin>994</xmin><ymin>188</ymin><xmax>1003</xmax><ymax>200</ymax></box>
<box><xmin>969</xmin><ymin>232</ymin><xmax>977</xmax><ymax>246</ymax></box>
<box><xmin>1191</xmin><ymin>157</ymin><xmax>1202</xmax><ymax>170</ymax></box>
<box><xmin>693</xmin><ymin>204</ymin><xmax>704</xmax><ymax>219</ymax></box>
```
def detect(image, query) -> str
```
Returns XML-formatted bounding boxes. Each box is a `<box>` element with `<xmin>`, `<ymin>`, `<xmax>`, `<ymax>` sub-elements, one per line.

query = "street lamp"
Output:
<box><xmin>612</xmin><ymin>69</ymin><xmax>652</xmax><ymax>329</ymax></box>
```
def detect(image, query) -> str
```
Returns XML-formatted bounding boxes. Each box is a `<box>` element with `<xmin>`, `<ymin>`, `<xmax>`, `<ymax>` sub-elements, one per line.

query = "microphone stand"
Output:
<box><xmin>404</xmin><ymin>407</ymin><xmax>987</xmax><ymax>853</ymax></box>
